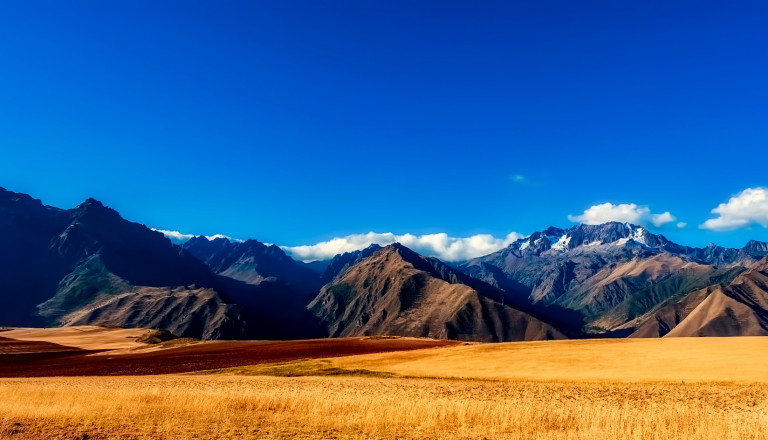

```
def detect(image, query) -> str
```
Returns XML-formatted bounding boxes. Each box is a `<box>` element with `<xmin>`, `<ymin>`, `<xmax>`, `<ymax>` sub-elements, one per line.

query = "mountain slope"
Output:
<box><xmin>0</xmin><ymin>189</ymin><xmax>78</xmax><ymax>326</ymax></box>
<box><xmin>0</xmin><ymin>187</ymin><xmax>322</xmax><ymax>339</ymax></box>
<box><xmin>629</xmin><ymin>258</ymin><xmax>768</xmax><ymax>337</ymax></box>
<box><xmin>60</xmin><ymin>286</ymin><xmax>246</xmax><ymax>340</ymax></box>
<box><xmin>320</xmin><ymin>244</ymin><xmax>383</xmax><ymax>284</ymax></box>
<box><xmin>460</xmin><ymin>223</ymin><xmax>758</xmax><ymax>334</ymax></box>
<box><xmin>308</xmin><ymin>244</ymin><xmax>564</xmax><ymax>342</ymax></box>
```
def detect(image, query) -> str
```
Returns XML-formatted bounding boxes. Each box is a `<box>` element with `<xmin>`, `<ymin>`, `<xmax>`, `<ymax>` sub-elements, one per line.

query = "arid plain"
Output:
<box><xmin>1</xmin><ymin>327</ymin><xmax>767</xmax><ymax>440</ymax></box>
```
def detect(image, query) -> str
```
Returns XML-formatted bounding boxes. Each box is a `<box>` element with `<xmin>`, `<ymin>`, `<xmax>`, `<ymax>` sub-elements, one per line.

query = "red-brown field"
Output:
<box><xmin>0</xmin><ymin>328</ymin><xmax>458</xmax><ymax>377</ymax></box>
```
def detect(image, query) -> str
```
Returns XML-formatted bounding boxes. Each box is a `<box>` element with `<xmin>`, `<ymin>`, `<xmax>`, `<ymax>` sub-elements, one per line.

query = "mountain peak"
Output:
<box><xmin>363</xmin><ymin>243</ymin><xmax>384</xmax><ymax>252</ymax></box>
<box><xmin>0</xmin><ymin>187</ymin><xmax>45</xmax><ymax>208</ymax></box>
<box><xmin>503</xmin><ymin>222</ymin><xmax>680</xmax><ymax>257</ymax></box>
<box><xmin>70</xmin><ymin>198</ymin><xmax>124</xmax><ymax>226</ymax></box>
<box><xmin>79</xmin><ymin>197</ymin><xmax>104</xmax><ymax>208</ymax></box>
<box><xmin>242</xmin><ymin>238</ymin><xmax>268</xmax><ymax>248</ymax></box>
<box><xmin>320</xmin><ymin>244</ymin><xmax>385</xmax><ymax>283</ymax></box>
<box><xmin>188</xmin><ymin>235</ymin><xmax>231</xmax><ymax>245</ymax></box>
<box><xmin>542</xmin><ymin>226</ymin><xmax>566</xmax><ymax>236</ymax></box>
<box><xmin>381</xmin><ymin>242</ymin><xmax>423</xmax><ymax>262</ymax></box>
<box><xmin>240</xmin><ymin>239</ymin><xmax>291</xmax><ymax>258</ymax></box>
<box><xmin>744</xmin><ymin>240</ymin><xmax>768</xmax><ymax>255</ymax></box>
<box><xmin>385</xmin><ymin>242</ymin><xmax>409</xmax><ymax>251</ymax></box>
<box><xmin>74</xmin><ymin>198</ymin><xmax>115</xmax><ymax>215</ymax></box>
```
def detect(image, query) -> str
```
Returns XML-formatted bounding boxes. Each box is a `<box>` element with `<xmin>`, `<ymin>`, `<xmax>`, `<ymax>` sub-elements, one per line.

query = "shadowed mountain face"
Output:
<box><xmin>308</xmin><ymin>244</ymin><xmax>564</xmax><ymax>342</ymax></box>
<box><xmin>0</xmin><ymin>188</ymin><xmax>323</xmax><ymax>339</ymax></box>
<box><xmin>320</xmin><ymin>244</ymin><xmax>383</xmax><ymax>284</ymax></box>
<box><xmin>460</xmin><ymin>223</ymin><xmax>764</xmax><ymax>335</ymax></box>
<box><xmin>182</xmin><ymin>236</ymin><xmax>323</xmax><ymax>298</ymax></box>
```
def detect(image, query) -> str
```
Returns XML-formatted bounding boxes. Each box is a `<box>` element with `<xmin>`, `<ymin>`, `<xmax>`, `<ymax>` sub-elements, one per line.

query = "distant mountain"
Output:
<box><xmin>744</xmin><ymin>240</ymin><xmax>768</xmax><ymax>256</ymax></box>
<box><xmin>628</xmin><ymin>257</ymin><xmax>768</xmax><ymax>337</ymax></box>
<box><xmin>182</xmin><ymin>236</ymin><xmax>322</xmax><ymax>297</ymax></box>
<box><xmin>4</xmin><ymin>186</ymin><xmax>768</xmax><ymax>342</ymax></box>
<box><xmin>0</xmin><ymin>187</ymin><xmax>322</xmax><ymax>339</ymax></box>
<box><xmin>685</xmin><ymin>240</ymin><xmax>768</xmax><ymax>266</ymax></box>
<box><xmin>460</xmin><ymin>223</ymin><xmax>763</xmax><ymax>335</ymax></box>
<box><xmin>308</xmin><ymin>244</ymin><xmax>564</xmax><ymax>342</ymax></box>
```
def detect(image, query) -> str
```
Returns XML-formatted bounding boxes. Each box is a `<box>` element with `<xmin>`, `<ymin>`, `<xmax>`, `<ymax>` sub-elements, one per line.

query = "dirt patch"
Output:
<box><xmin>135</xmin><ymin>329</ymin><xmax>178</xmax><ymax>345</ymax></box>
<box><xmin>0</xmin><ymin>326</ymin><xmax>153</xmax><ymax>351</ymax></box>
<box><xmin>0</xmin><ymin>337</ymin><xmax>458</xmax><ymax>377</ymax></box>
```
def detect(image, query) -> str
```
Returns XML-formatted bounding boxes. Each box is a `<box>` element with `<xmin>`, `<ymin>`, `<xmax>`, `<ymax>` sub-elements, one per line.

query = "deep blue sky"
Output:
<box><xmin>1</xmin><ymin>1</ymin><xmax>767</xmax><ymax>249</ymax></box>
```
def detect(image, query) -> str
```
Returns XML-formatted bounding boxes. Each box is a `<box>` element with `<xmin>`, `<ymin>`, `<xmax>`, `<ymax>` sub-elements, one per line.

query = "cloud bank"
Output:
<box><xmin>568</xmin><ymin>203</ymin><xmax>681</xmax><ymax>228</ymax></box>
<box><xmin>282</xmin><ymin>231</ymin><xmax>524</xmax><ymax>262</ymax></box>
<box><xmin>701</xmin><ymin>187</ymin><xmax>768</xmax><ymax>231</ymax></box>
<box><xmin>153</xmin><ymin>229</ymin><xmax>239</xmax><ymax>244</ymax></box>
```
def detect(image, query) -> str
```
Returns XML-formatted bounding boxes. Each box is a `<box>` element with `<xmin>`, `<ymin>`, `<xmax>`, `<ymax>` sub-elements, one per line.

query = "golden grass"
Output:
<box><xmin>192</xmin><ymin>358</ymin><xmax>396</xmax><ymax>377</ymax></box>
<box><xmin>331</xmin><ymin>336</ymin><xmax>768</xmax><ymax>382</ymax></box>
<box><xmin>3</xmin><ymin>337</ymin><xmax>768</xmax><ymax>439</ymax></box>
<box><xmin>1</xmin><ymin>375</ymin><xmax>767</xmax><ymax>440</ymax></box>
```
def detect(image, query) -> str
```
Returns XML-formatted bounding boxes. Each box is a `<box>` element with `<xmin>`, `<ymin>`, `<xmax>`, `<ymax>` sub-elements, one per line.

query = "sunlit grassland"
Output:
<box><xmin>2</xmin><ymin>375</ymin><xmax>767</xmax><ymax>440</ymax></box>
<box><xmin>2</xmin><ymin>337</ymin><xmax>768</xmax><ymax>439</ymax></box>
<box><xmin>331</xmin><ymin>336</ymin><xmax>768</xmax><ymax>382</ymax></box>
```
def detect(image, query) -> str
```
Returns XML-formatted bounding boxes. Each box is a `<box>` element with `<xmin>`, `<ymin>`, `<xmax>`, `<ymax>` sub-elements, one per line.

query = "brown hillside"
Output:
<box><xmin>629</xmin><ymin>258</ymin><xmax>768</xmax><ymax>337</ymax></box>
<box><xmin>308</xmin><ymin>244</ymin><xmax>563</xmax><ymax>342</ymax></box>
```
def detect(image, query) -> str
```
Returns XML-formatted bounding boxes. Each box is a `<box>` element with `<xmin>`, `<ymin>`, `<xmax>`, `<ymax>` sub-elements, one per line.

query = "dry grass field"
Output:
<box><xmin>331</xmin><ymin>336</ymin><xmax>768</xmax><ymax>382</ymax></box>
<box><xmin>1</xmin><ymin>375</ymin><xmax>766</xmax><ymax>440</ymax></box>
<box><xmin>1</xmin><ymin>336</ymin><xmax>767</xmax><ymax>439</ymax></box>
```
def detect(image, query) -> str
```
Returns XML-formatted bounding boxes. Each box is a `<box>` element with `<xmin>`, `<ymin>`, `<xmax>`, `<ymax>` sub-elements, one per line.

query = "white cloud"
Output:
<box><xmin>650</xmin><ymin>211</ymin><xmax>677</xmax><ymax>227</ymax></box>
<box><xmin>511</xmin><ymin>174</ymin><xmax>526</xmax><ymax>183</ymax></box>
<box><xmin>700</xmin><ymin>187</ymin><xmax>768</xmax><ymax>231</ymax></box>
<box><xmin>568</xmin><ymin>203</ymin><xmax>678</xmax><ymax>228</ymax></box>
<box><xmin>282</xmin><ymin>231</ymin><xmax>525</xmax><ymax>262</ymax></box>
<box><xmin>152</xmin><ymin>229</ymin><xmax>239</xmax><ymax>244</ymax></box>
<box><xmin>153</xmin><ymin>228</ymin><xmax>522</xmax><ymax>261</ymax></box>
<box><xmin>677</xmin><ymin>222</ymin><xmax>687</xmax><ymax>229</ymax></box>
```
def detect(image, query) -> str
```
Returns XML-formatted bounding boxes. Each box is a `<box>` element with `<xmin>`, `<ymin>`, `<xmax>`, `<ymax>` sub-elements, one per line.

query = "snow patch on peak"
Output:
<box><xmin>614</xmin><ymin>225</ymin><xmax>650</xmax><ymax>247</ymax></box>
<box><xmin>631</xmin><ymin>226</ymin><xmax>647</xmax><ymax>245</ymax></box>
<box><xmin>551</xmin><ymin>235</ymin><xmax>571</xmax><ymax>252</ymax></box>
<box><xmin>519</xmin><ymin>240</ymin><xmax>530</xmax><ymax>251</ymax></box>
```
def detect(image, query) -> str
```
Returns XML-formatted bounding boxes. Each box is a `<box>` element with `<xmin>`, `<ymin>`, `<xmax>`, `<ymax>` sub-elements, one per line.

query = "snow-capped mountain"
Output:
<box><xmin>502</xmin><ymin>222</ymin><xmax>764</xmax><ymax>264</ymax></box>
<box><xmin>460</xmin><ymin>222</ymin><xmax>767</xmax><ymax>335</ymax></box>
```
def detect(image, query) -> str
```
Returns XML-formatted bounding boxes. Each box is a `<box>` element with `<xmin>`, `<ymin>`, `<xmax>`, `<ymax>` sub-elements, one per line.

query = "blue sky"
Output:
<box><xmin>1</xmin><ymin>1</ymin><xmax>767</xmax><ymax>258</ymax></box>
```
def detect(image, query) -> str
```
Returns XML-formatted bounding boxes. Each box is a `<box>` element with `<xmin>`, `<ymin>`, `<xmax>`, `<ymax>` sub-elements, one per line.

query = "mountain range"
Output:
<box><xmin>2</xmin><ymin>186</ymin><xmax>767</xmax><ymax>341</ymax></box>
